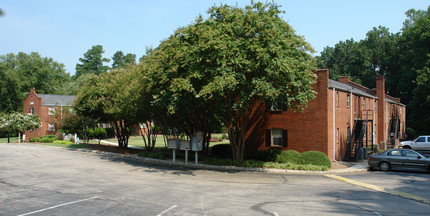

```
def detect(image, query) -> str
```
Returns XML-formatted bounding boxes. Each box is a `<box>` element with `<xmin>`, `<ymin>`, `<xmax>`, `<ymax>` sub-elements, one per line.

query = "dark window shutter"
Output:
<box><xmin>265</xmin><ymin>101</ymin><xmax>272</xmax><ymax>111</ymax></box>
<box><xmin>282</xmin><ymin>130</ymin><xmax>288</xmax><ymax>148</ymax></box>
<box><xmin>282</xmin><ymin>104</ymin><xmax>287</xmax><ymax>111</ymax></box>
<box><xmin>265</xmin><ymin>129</ymin><xmax>271</xmax><ymax>147</ymax></box>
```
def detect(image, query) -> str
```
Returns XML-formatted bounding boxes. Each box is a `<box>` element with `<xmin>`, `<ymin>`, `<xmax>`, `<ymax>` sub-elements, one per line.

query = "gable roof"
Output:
<box><xmin>38</xmin><ymin>94</ymin><xmax>76</xmax><ymax>106</ymax></box>
<box><xmin>328</xmin><ymin>79</ymin><xmax>377</xmax><ymax>99</ymax></box>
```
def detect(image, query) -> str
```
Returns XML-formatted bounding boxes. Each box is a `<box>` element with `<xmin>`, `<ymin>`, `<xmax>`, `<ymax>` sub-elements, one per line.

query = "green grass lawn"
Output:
<box><xmin>0</xmin><ymin>137</ymin><xmax>19</xmax><ymax>143</ymax></box>
<box><xmin>103</xmin><ymin>134</ymin><xmax>229</xmax><ymax>148</ymax></box>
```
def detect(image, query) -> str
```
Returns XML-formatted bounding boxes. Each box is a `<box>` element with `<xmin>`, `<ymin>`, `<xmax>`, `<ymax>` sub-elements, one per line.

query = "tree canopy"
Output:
<box><xmin>0</xmin><ymin>52</ymin><xmax>70</xmax><ymax>113</ymax></box>
<box><xmin>145</xmin><ymin>2</ymin><xmax>316</xmax><ymax>162</ymax></box>
<box><xmin>112</xmin><ymin>51</ymin><xmax>136</xmax><ymax>69</ymax></box>
<box><xmin>74</xmin><ymin>45</ymin><xmax>110</xmax><ymax>79</ymax></box>
<box><xmin>74</xmin><ymin>64</ymin><xmax>145</xmax><ymax>148</ymax></box>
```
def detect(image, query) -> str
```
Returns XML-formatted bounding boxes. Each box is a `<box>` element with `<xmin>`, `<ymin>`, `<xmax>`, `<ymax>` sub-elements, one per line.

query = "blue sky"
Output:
<box><xmin>1</xmin><ymin>0</ymin><xmax>428</xmax><ymax>75</ymax></box>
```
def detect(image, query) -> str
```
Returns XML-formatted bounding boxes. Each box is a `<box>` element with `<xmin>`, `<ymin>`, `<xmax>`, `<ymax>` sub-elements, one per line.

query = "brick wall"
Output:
<box><xmin>23</xmin><ymin>88</ymin><xmax>59</xmax><ymax>141</ymax></box>
<box><xmin>23</xmin><ymin>88</ymin><xmax>43</xmax><ymax>140</ymax></box>
<box><xmin>246</xmin><ymin>69</ymin><xmax>331</xmax><ymax>158</ymax></box>
<box><xmin>245</xmin><ymin>70</ymin><xmax>406</xmax><ymax>162</ymax></box>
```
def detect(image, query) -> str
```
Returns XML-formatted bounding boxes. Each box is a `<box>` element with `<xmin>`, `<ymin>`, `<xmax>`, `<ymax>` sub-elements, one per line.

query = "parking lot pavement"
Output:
<box><xmin>2</xmin><ymin>143</ymin><xmax>430</xmax><ymax>216</ymax></box>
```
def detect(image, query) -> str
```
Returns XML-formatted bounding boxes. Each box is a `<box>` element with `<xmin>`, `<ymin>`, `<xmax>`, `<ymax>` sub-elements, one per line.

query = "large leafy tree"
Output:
<box><xmin>74</xmin><ymin>45</ymin><xmax>110</xmax><ymax>79</ymax></box>
<box><xmin>317</xmin><ymin>39</ymin><xmax>370</xmax><ymax>85</ymax></box>
<box><xmin>402</xmin><ymin>7</ymin><xmax>430</xmax><ymax>134</ymax></box>
<box><xmin>74</xmin><ymin>65</ymin><xmax>144</xmax><ymax>148</ymax></box>
<box><xmin>148</xmin><ymin>2</ymin><xmax>317</xmax><ymax>162</ymax></box>
<box><xmin>0</xmin><ymin>52</ymin><xmax>70</xmax><ymax>112</ymax></box>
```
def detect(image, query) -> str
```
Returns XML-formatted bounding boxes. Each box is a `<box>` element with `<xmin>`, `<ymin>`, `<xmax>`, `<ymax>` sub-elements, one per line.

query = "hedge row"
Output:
<box><xmin>211</xmin><ymin>144</ymin><xmax>331</xmax><ymax>168</ymax></box>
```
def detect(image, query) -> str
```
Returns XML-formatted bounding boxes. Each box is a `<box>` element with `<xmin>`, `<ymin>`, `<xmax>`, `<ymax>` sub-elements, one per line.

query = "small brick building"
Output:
<box><xmin>246</xmin><ymin>69</ymin><xmax>406</xmax><ymax>161</ymax></box>
<box><xmin>23</xmin><ymin>88</ymin><xmax>75</xmax><ymax>141</ymax></box>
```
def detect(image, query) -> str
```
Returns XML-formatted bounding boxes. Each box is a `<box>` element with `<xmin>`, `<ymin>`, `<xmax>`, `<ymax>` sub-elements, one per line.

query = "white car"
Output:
<box><xmin>400</xmin><ymin>136</ymin><xmax>430</xmax><ymax>150</ymax></box>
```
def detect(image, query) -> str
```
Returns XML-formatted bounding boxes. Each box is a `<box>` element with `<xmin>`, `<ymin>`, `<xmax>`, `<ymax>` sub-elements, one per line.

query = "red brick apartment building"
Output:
<box><xmin>23</xmin><ymin>88</ymin><xmax>75</xmax><ymax>141</ymax></box>
<box><xmin>247</xmin><ymin>69</ymin><xmax>406</xmax><ymax>161</ymax></box>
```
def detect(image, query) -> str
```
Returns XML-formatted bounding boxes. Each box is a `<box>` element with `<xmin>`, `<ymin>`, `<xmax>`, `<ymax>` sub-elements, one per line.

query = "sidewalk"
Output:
<box><xmin>97</xmin><ymin>140</ymin><xmax>369</xmax><ymax>174</ymax></box>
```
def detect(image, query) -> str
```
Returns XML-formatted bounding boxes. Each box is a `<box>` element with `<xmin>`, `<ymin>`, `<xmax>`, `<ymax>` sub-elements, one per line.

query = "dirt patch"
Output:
<box><xmin>330</xmin><ymin>162</ymin><xmax>350</xmax><ymax>169</ymax></box>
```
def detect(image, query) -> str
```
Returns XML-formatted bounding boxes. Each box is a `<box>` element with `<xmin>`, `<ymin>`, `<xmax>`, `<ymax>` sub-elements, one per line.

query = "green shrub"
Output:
<box><xmin>44</xmin><ymin>135</ymin><xmax>57</xmax><ymax>139</ymax></box>
<box><xmin>247</xmin><ymin>148</ymin><xmax>282</xmax><ymax>162</ymax></box>
<box><xmin>92</xmin><ymin>127</ymin><xmax>107</xmax><ymax>139</ymax></box>
<box><xmin>38</xmin><ymin>135</ymin><xmax>58</xmax><ymax>143</ymax></box>
<box><xmin>300</xmin><ymin>151</ymin><xmax>331</xmax><ymax>168</ymax></box>
<box><xmin>40</xmin><ymin>137</ymin><xmax>53</xmax><ymax>143</ymax></box>
<box><xmin>211</xmin><ymin>144</ymin><xmax>232</xmax><ymax>158</ymax></box>
<box><xmin>53</xmin><ymin>140</ymin><xmax>73</xmax><ymax>144</ymax></box>
<box><xmin>276</xmin><ymin>150</ymin><xmax>301</xmax><ymax>164</ymax></box>
<box><xmin>30</xmin><ymin>137</ymin><xmax>41</xmax><ymax>142</ymax></box>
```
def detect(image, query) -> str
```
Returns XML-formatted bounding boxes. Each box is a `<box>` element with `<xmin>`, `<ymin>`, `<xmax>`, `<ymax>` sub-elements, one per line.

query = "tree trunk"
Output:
<box><xmin>7</xmin><ymin>133</ymin><xmax>10</xmax><ymax>143</ymax></box>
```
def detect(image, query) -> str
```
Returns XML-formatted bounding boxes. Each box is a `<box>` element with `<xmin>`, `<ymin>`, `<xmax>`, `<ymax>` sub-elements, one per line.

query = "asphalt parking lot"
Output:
<box><xmin>2</xmin><ymin>143</ymin><xmax>430</xmax><ymax>216</ymax></box>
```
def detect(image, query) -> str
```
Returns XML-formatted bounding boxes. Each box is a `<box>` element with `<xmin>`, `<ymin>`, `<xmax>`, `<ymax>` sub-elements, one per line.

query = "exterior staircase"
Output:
<box><xmin>344</xmin><ymin>120</ymin><xmax>367</xmax><ymax>162</ymax></box>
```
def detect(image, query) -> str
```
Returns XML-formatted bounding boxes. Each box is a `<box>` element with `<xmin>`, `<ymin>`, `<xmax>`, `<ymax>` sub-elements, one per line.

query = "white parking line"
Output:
<box><xmin>156</xmin><ymin>205</ymin><xmax>177</xmax><ymax>216</ymax></box>
<box><xmin>17</xmin><ymin>196</ymin><xmax>98</xmax><ymax>216</ymax></box>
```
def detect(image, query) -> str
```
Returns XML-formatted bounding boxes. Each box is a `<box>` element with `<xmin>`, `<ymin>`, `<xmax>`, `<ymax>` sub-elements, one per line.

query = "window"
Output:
<box><xmin>48</xmin><ymin>123</ymin><xmax>55</xmax><ymax>132</ymax></box>
<box><xmin>347</xmin><ymin>95</ymin><xmax>350</xmax><ymax>108</ymax></box>
<box><xmin>354</xmin><ymin>96</ymin><xmax>358</xmax><ymax>116</ymax></box>
<box><xmin>271</xmin><ymin>102</ymin><xmax>283</xmax><ymax>111</ymax></box>
<box><xmin>416</xmin><ymin>137</ymin><xmax>425</xmax><ymax>142</ymax></box>
<box><xmin>388</xmin><ymin>150</ymin><xmax>401</xmax><ymax>156</ymax></box>
<box><xmin>29</xmin><ymin>107</ymin><xmax>34</xmax><ymax>114</ymax></box>
<box><xmin>48</xmin><ymin>107</ymin><xmax>55</xmax><ymax>115</ymax></box>
<box><xmin>266</xmin><ymin>129</ymin><xmax>287</xmax><ymax>147</ymax></box>
<box><xmin>336</xmin><ymin>92</ymin><xmax>339</xmax><ymax>107</ymax></box>
<box><xmin>404</xmin><ymin>150</ymin><xmax>419</xmax><ymax>157</ymax></box>
<box><xmin>336</xmin><ymin>128</ymin><xmax>339</xmax><ymax>143</ymax></box>
<box><xmin>362</xmin><ymin>98</ymin><xmax>366</xmax><ymax>110</ymax></box>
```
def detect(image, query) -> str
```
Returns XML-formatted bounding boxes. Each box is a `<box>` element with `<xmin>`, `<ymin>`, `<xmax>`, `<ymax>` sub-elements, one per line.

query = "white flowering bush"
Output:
<box><xmin>0</xmin><ymin>112</ymin><xmax>41</xmax><ymax>134</ymax></box>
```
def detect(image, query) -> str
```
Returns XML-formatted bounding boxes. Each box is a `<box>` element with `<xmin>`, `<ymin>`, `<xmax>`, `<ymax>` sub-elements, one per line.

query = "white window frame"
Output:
<box><xmin>272</xmin><ymin>128</ymin><xmax>283</xmax><ymax>147</ymax></box>
<box><xmin>48</xmin><ymin>123</ymin><xmax>55</xmax><ymax>132</ymax></box>
<box><xmin>48</xmin><ymin>107</ymin><xmax>55</xmax><ymax>116</ymax></box>
<box><xmin>347</xmin><ymin>95</ymin><xmax>350</xmax><ymax>108</ymax></box>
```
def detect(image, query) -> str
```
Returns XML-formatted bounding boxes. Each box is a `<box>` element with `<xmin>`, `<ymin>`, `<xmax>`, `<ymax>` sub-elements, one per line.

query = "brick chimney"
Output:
<box><xmin>339</xmin><ymin>76</ymin><xmax>350</xmax><ymax>83</ymax></box>
<box><xmin>376</xmin><ymin>75</ymin><xmax>386</xmax><ymax>144</ymax></box>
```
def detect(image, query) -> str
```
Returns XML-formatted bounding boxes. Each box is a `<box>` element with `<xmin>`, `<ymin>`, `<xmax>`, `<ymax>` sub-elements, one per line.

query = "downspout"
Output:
<box><xmin>373</xmin><ymin>98</ymin><xmax>376</xmax><ymax>144</ymax></box>
<box><xmin>350</xmin><ymin>90</ymin><xmax>353</xmax><ymax>135</ymax></box>
<box><xmin>333</xmin><ymin>88</ymin><xmax>336</xmax><ymax>161</ymax></box>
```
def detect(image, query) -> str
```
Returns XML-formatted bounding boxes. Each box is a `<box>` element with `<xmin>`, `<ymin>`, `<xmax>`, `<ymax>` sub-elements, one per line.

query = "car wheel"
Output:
<box><xmin>402</xmin><ymin>146</ymin><xmax>411</xmax><ymax>149</ymax></box>
<box><xmin>379</xmin><ymin>161</ymin><xmax>391</xmax><ymax>171</ymax></box>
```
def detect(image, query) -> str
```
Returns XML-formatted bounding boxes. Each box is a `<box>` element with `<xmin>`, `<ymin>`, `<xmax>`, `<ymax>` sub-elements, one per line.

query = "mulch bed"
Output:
<box><xmin>79</xmin><ymin>143</ymin><xmax>145</xmax><ymax>155</ymax></box>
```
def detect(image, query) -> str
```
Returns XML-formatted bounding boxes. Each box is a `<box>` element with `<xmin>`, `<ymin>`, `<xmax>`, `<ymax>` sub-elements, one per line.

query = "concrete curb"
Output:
<box><xmin>77</xmin><ymin>146</ymin><xmax>369</xmax><ymax>175</ymax></box>
<box><xmin>325</xmin><ymin>174</ymin><xmax>430</xmax><ymax>205</ymax></box>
